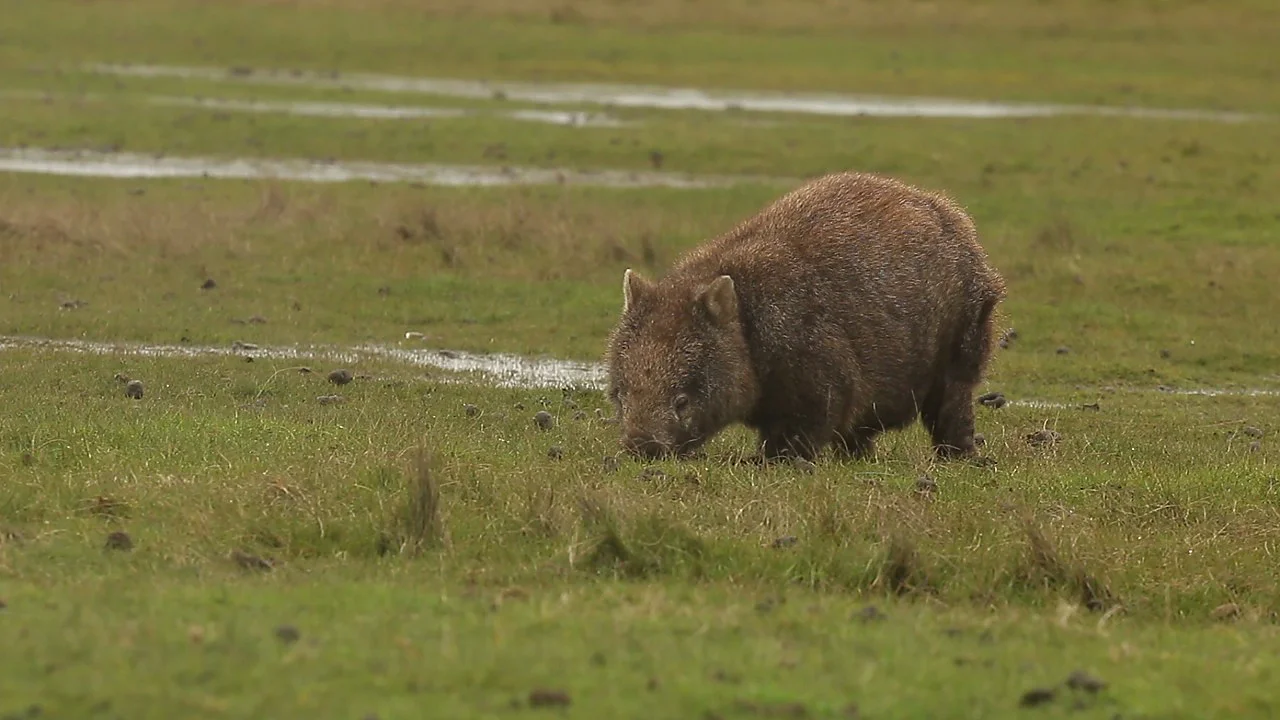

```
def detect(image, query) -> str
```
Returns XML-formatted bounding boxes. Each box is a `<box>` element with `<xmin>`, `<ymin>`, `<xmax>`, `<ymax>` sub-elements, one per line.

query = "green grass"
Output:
<box><xmin>3</xmin><ymin>0</ymin><xmax>1280</xmax><ymax>716</ymax></box>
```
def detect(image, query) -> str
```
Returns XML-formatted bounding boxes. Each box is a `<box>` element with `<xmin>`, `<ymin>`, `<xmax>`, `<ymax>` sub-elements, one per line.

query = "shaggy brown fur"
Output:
<box><xmin>604</xmin><ymin>170</ymin><xmax>1006</xmax><ymax>462</ymax></box>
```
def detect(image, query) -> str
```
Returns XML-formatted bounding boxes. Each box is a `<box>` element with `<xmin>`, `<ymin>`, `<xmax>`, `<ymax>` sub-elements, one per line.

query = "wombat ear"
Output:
<box><xmin>698</xmin><ymin>275</ymin><xmax>738</xmax><ymax>325</ymax></box>
<box><xmin>623</xmin><ymin>268</ymin><xmax>653</xmax><ymax>313</ymax></box>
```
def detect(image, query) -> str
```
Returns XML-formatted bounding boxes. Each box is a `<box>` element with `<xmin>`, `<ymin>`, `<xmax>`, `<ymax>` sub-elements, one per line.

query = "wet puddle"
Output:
<box><xmin>0</xmin><ymin>335</ymin><xmax>606</xmax><ymax>390</ymax></box>
<box><xmin>4</xmin><ymin>335</ymin><xmax>1275</xmax><ymax>408</ymax></box>
<box><xmin>87</xmin><ymin>63</ymin><xmax>1265</xmax><ymax>123</ymax></box>
<box><xmin>150</xmin><ymin>95</ymin><xmax>630</xmax><ymax>127</ymax></box>
<box><xmin>0</xmin><ymin>147</ymin><xmax>777</xmax><ymax>188</ymax></box>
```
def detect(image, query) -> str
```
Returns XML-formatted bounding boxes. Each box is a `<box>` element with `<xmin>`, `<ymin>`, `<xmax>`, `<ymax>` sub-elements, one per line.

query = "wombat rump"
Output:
<box><xmin>605</xmin><ymin>170</ymin><xmax>1006</xmax><ymax>462</ymax></box>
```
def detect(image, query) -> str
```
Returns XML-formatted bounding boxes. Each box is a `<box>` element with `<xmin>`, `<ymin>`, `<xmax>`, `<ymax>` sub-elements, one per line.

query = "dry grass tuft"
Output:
<box><xmin>1021</xmin><ymin>515</ymin><xmax>1115</xmax><ymax>612</ymax></box>
<box><xmin>391</xmin><ymin>445</ymin><xmax>448</xmax><ymax>556</ymax></box>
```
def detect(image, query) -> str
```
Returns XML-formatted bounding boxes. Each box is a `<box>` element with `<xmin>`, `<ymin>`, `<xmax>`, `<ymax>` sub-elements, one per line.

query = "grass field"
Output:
<box><xmin>2</xmin><ymin>0</ymin><xmax>1280</xmax><ymax>717</ymax></box>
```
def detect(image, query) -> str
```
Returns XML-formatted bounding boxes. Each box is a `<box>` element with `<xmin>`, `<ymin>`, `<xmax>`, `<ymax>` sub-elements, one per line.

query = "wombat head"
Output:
<box><xmin>605</xmin><ymin>268</ymin><xmax>758</xmax><ymax>459</ymax></box>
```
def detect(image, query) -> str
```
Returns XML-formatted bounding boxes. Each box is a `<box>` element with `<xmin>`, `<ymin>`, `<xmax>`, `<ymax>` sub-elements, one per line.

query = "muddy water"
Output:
<box><xmin>87</xmin><ymin>63</ymin><xmax>1265</xmax><ymax>123</ymax></box>
<box><xmin>5</xmin><ymin>335</ymin><xmax>1275</xmax><ymax>409</ymax></box>
<box><xmin>0</xmin><ymin>148</ymin><xmax>777</xmax><ymax>188</ymax></box>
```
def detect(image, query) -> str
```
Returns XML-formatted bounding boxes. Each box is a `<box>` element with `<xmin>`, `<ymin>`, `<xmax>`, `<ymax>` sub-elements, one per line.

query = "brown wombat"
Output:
<box><xmin>604</xmin><ymin>170</ymin><xmax>1006</xmax><ymax>462</ymax></box>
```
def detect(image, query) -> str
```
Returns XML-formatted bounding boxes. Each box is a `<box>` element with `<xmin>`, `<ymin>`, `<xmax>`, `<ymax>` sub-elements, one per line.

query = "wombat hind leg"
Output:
<box><xmin>832</xmin><ymin>428</ymin><xmax>879</xmax><ymax>461</ymax></box>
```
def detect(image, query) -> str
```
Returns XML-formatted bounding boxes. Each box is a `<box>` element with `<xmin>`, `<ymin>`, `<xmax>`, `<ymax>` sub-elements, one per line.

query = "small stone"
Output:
<box><xmin>602</xmin><ymin>455</ymin><xmax>620</xmax><ymax>473</ymax></box>
<box><xmin>274</xmin><ymin>625</ymin><xmax>300</xmax><ymax>644</ymax></box>
<box><xmin>464</xmin><ymin>404</ymin><xmax>480</xmax><ymax>418</ymax></box>
<box><xmin>771</xmin><ymin>535</ymin><xmax>798</xmax><ymax>549</ymax></box>
<box><xmin>1242</xmin><ymin>426</ymin><xmax>1264</xmax><ymax>438</ymax></box>
<box><xmin>1019</xmin><ymin>688</ymin><xmax>1056</xmax><ymax>707</ymax></box>
<box><xmin>317</xmin><ymin>395</ymin><xmax>344</xmax><ymax>405</ymax></box>
<box><xmin>977</xmin><ymin>391</ymin><xmax>1006</xmax><ymax>409</ymax></box>
<box><xmin>104</xmin><ymin>531</ymin><xmax>133</xmax><ymax>551</ymax></box>
<box><xmin>547</xmin><ymin>445</ymin><xmax>564</xmax><ymax>460</ymax></box>
<box><xmin>1065</xmin><ymin>670</ymin><xmax>1106</xmax><ymax>694</ymax></box>
<box><xmin>404</xmin><ymin>331</ymin><xmax>425</xmax><ymax>340</ymax></box>
<box><xmin>1211</xmin><ymin>602</ymin><xmax>1241</xmax><ymax>621</ymax></box>
<box><xmin>327</xmin><ymin>369</ymin><xmax>353</xmax><ymax>385</ymax></box>
<box><xmin>1056</xmin><ymin>346</ymin><xmax>1071</xmax><ymax>355</ymax></box>
<box><xmin>533</xmin><ymin>411</ymin><xmax>554</xmax><ymax>431</ymax></box>
<box><xmin>124</xmin><ymin>380</ymin><xmax>144</xmax><ymax>399</ymax></box>
<box><xmin>527</xmin><ymin>689</ymin><xmax>571</xmax><ymax>708</ymax></box>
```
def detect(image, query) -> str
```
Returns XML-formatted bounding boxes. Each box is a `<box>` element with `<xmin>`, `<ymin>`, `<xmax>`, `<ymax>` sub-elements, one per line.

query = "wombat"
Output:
<box><xmin>605</xmin><ymin>170</ymin><xmax>1006</xmax><ymax>462</ymax></box>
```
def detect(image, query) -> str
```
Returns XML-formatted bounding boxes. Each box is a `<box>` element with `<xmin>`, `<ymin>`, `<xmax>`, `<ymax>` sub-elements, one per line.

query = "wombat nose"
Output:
<box><xmin>623</xmin><ymin>432</ymin><xmax>669</xmax><ymax>459</ymax></box>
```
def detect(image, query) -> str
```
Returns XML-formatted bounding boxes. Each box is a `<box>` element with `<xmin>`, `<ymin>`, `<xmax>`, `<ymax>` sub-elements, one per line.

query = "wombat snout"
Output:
<box><xmin>622</xmin><ymin>430</ymin><xmax>674</xmax><ymax>459</ymax></box>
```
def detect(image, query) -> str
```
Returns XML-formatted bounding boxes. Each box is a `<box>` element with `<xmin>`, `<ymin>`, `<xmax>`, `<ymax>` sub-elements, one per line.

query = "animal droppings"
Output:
<box><xmin>638</xmin><ymin>467</ymin><xmax>667</xmax><ymax>481</ymax></box>
<box><xmin>274</xmin><ymin>625</ymin><xmax>301</xmax><ymax>644</ymax></box>
<box><xmin>231</xmin><ymin>341</ymin><xmax>258</xmax><ymax>351</ymax></box>
<box><xmin>124</xmin><ymin>380</ymin><xmax>144</xmax><ymax>399</ymax></box>
<box><xmin>771</xmin><ymin>535</ymin><xmax>799</xmax><ymax>549</ymax></box>
<box><xmin>1056</xmin><ymin>346</ymin><xmax>1071</xmax><ymax>355</ymax></box>
<box><xmin>1249</xmin><ymin>441</ymin><xmax>1262</xmax><ymax>453</ymax></box>
<box><xmin>104</xmin><ymin>531</ymin><xmax>133</xmax><ymax>551</ymax></box>
<box><xmin>230</xmin><ymin>549</ymin><xmax>274</xmax><ymax>572</ymax></box>
<box><xmin>317</xmin><ymin>394</ymin><xmax>344</xmax><ymax>405</ymax></box>
<box><xmin>915</xmin><ymin>474</ymin><xmax>938</xmax><ymax>495</ymax></box>
<box><xmin>573</xmin><ymin>410</ymin><xmax>587</xmax><ymax>421</ymax></box>
<box><xmin>602</xmin><ymin>455</ymin><xmax>620</xmax><ymax>473</ymax></box>
<box><xmin>1019</xmin><ymin>688</ymin><xmax>1056</xmax><ymax>708</ymax></box>
<box><xmin>547</xmin><ymin>445</ymin><xmax>564</xmax><ymax>460</ymax></box>
<box><xmin>533</xmin><ymin>410</ymin><xmax>555</xmax><ymax>431</ymax></box>
<box><xmin>527</xmin><ymin>689</ymin><xmax>571</xmax><ymax>708</ymax></box>
<box><xmin>973</xmin><ymin>433</ymin><xmax>986</xmax><ymax>447</ymax></box>
<box><xmin>792</xmin><ymin>458</ymin><xmax>817</xmax><ymax>474</ymax></box>
<box><xmin>1026</xmin><ymin>429</ymin><xmax>1062</xmax><ymax>447</ymax></box>
<box><xmin>201</xmin><ymin>278</ymin><xmax>217</xmax><ymax>289</ymax></box>
<box><xmin>463</xmin><ymin>404</ymin><xmax>480</xmax><ymax>417</ymax></box>
<box><xmin>327</xmin><ymin>368</ymin><xmax>353</xmax><ymax>385</ymax></box>
<box><xmin>1242</xmin><ymin>426</ymin><xmax>1264</xmax><ymax>438</ymax></box>
<box><xmin>977</xmin><ymin>391</ymin><xmax>1007</xmax><ymax>408</ymax></box>
<box><xmin>853</xmin><ymin>605</ymin><xmax>885</xmax><ymax>622</ymax></box>
<box><xmin>1064</xmin><ymin>670</ymin><xmax>1106</xmax><ymax>694</ymax></box>
<box><xmin>1160</xmin><ymin>348</ymin><xmax>1171</xmax><ymax>359</ymax></box>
